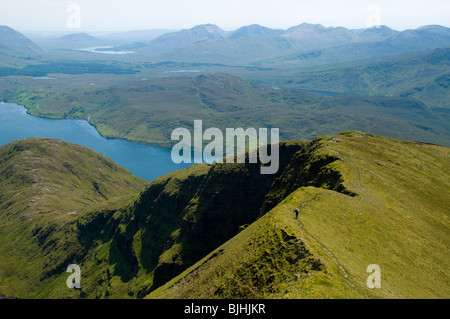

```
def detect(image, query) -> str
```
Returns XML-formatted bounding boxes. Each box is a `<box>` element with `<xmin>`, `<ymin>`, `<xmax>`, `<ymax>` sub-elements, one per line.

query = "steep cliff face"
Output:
<box><xmin>17</xmin><ymin>139</ymin><xmax>306</xmax><ymax>298</ymax></box>
<box><xmin>51</xmin><ymin>135</ymin><xmax>370</xmax><ymax>298</ymax></box>
<box><xmin>149</xmin><ymin>131</ymin><xmax>450</xmax><ymax>299</ymax></box>
<box><xmin>122</xmin><ymin>140</ymin><xmax>306</xmax><ymax>294</ymax></box>
<box><xmin>263</xmin><ymin>136</ymin><xmax>357</xmax><ymax>213</ymax></box>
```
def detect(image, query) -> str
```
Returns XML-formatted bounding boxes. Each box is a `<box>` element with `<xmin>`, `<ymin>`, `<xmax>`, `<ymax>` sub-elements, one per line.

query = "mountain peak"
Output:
<box><xmin>230</xmin><ymin>24</ymin><xmax>284</xmax><ymax>39</ymax></box>
<box><xmin>192</xmin><ymin>23</ymin><xmax>220</xmax><ymax>28</ymax></box>
<box><xmin>0</xmin><ymin>137</ymin><xmax>146</xmax><ymax>216</ymax></box>
<box><xmin>282</xmin><ymin>23</ymin><xmax>357</xmax><ymax>48</ymax></box>
<box><xmin>148</xmin><ymin>23</ymin><xmax>226</xmax><ymax>52</ymax></box>
<box><xmin>358</xmin><ymin>25</ymin><xmax>398</xmax><ymax>41</ymax></box>
<box><xmin>189</xmin><ymin>24</ymin><xmax>226</xmax><ymax>38</ymax></box>
<box><xmin>288</xmin><ymin>23</ymin><xmax>327</xmax><ymax>32</ymax></box>
<box><xmin>0</xmin><ymin>25</ymin><xmax>43</xmax><ymax>56</ymax></box>
<box><xmin>416</xmin><ymin>25</ymin><xmax>450</xmax><ymax>35</ymax></box>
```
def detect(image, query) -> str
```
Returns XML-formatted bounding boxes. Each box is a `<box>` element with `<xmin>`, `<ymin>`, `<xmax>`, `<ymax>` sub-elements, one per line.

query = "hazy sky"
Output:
<box><xmin>1</xmin><ymin>0</ymin><xmax>449</xmax><ymax>32</ymax></box>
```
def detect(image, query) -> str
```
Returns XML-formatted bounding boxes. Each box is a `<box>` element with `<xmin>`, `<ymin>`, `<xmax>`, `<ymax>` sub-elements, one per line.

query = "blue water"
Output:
<box><xmin>0</xmin><ymin>102</ymin><xmax>191</xmax><ymax>181</ymax></box>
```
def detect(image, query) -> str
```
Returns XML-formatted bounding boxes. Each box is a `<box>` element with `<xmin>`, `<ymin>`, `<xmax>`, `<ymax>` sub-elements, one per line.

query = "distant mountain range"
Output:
<box><xmin>1</xmin><ymin>23</ymin><xmax>449</xmax><ymax>66</ymax></box>
<box><xmin>257</xmin><ymin>24</ymin><xmax>450</xmax><ymax>67</ymax></box>
<box><xmin>137</xmin><ymin>23</ymin><xmax>450</xmax><ymax>64</ymax></box>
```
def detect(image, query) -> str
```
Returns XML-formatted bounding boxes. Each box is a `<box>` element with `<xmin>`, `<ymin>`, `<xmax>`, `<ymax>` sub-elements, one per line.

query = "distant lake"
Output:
<box><xmin>77</xmin><ymin>46</ymin><xmax>136</xmax><ymax>55</ymax></box>
<box><xmin>0</xmin><ymin>102</ymin><xmax>191</xmax><ymax>181</ymax></box>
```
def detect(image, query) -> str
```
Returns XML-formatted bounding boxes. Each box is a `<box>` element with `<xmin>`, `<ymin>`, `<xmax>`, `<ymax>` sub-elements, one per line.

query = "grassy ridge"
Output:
<box><xmin>149</xmin><ymin>131</ymin><xmax>450</xmax><ymax>298</ymax></box>
<box><xmin>148</xmin><ymin>190</ymin><xmax>365</xmax><ymax>299</ymax></box>
<box><xmin>0</xmin><ymin>132</ymin><xmax>448</xmax><ymax>299</ymax></box>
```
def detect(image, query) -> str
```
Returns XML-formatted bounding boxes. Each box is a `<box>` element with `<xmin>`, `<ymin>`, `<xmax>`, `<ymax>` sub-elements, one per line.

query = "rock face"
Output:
<box><xmin>106</xmin><ymin>140</ymin><xmax>305</xmax><ymax>294</ymax></box>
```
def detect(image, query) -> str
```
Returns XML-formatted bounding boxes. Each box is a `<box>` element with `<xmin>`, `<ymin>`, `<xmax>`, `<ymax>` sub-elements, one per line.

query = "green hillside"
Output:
<box><xmin>149</xmin><ymin>131</ymin><xmax>450</xmax><ymax>299</ymax></box>
<box><xmin>0</xmin><ymin>138</ymin><xmax>303</xmax><ymax>298</ymax></box>
<box><xmin>0</xmin><ymin>132</ymin><xmax>448</xmax><ymax>299</ymax></box>
<box><xmin>250</xmin><ymin>48</ymin><xmax>450</xmax><ymax>109</ymax></box>
<box><xmin>0</xmin><ymin>26</ymin><xmax>42</xmax><ymax>56</ymax></box>
<box><xmin>0</xmin><ymin>26</ymin><xmax>43</xmax><ymax>68</ymax></box>
<box><xmin>0</xmin><ymin>138</ymin><xmax>147</xmax><ymax>298</ymax></box>
<box><xmin>1</xmin><ymin>72</ymin><xmax>449</xmax><ymax>147</ymax></box>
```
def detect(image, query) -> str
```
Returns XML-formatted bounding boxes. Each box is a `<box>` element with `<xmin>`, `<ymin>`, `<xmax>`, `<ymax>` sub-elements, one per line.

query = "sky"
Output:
<box><xmin>1</xmin><ymin>0</ymin><xmax>449</xmax><ymax>32</ymax></box>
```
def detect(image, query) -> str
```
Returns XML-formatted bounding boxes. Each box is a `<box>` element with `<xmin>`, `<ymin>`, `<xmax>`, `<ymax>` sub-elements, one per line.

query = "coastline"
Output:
<box><xmin>0</xmin><ymin>101</ymin><xmax>173</xmax><ymax>149</ymax></box>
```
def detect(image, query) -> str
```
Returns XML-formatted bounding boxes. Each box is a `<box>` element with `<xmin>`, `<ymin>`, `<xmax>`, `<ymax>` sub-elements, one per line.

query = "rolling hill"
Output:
<box><xmin>0</xmin><ymin>138</ymin><xmax>147</xmax><ymax>297</ymax></box>
<box><xmin>0</xmin><ymin>25</ymin><xmax>43</xmax><ymax>67</ymax></box>
<box><xmin>248</xmin><ymin>48</ymin><xmax>450</xmax><ymax>109</ymax></box>
<box><xmin>46</xmin><ymin>33</ymin><xmax>104</xmax><ymax>49</ymax></box>
<box><xmin>0</xmin><ymin>132</ymin><xmax>448</xmax><ymax>299</ymax></box>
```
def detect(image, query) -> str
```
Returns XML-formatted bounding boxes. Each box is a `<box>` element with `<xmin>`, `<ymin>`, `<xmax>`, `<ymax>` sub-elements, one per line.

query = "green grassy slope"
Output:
<box><xmin>1</xmin><ymin>133</ymin><xmax>448</xmax><ymax>299</ymax></box>
<box><xmin>0</xmin><ymin>138</ymin><xmax>304</xmax><ymax>298</ymax></box>
<box><xmin>1</xmin><ymin>72</ymin><xmax>448</xmax><ymax>146</ymax></box>
<box><xmin>0</xmin><ymin>26</ymin><xmax>44</xmax><ymax>68</ymax></box>
<box><xmin>0</xmin><ymin>26</ymin><xmax>42</xmax><ymax>56</ymax></box>
<box><xmin>249</xmin><ymin>48</ymin><xmax>450</xmax><ymax>109</ymax></box>
<box><xmin>149</xmin><ymin>131</ymin><xmax>450</xmax><ymax>299</ymax></box>
<box><xmin>0</xmin><ymin>138</ymin><xmax>147</xmax><ymax>298</ymax></box>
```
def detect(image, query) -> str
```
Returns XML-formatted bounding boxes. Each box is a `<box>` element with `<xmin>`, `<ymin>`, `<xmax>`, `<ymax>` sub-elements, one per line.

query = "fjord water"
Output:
<box><xmin>0</xmin><ymin>102</ymin><xmax>190</xmax><ymax>181</ymax></box>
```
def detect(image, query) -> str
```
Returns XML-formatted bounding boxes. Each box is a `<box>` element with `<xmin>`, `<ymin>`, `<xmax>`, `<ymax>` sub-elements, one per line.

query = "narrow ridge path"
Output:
<box><xmin>296</xmin><ymin>194</ymin><xmax>349</xmax><ymax>279</ymax></box>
